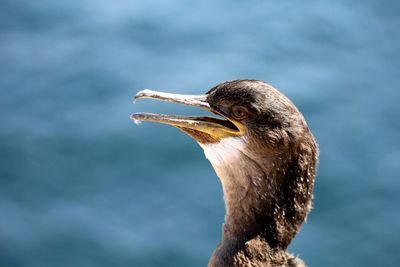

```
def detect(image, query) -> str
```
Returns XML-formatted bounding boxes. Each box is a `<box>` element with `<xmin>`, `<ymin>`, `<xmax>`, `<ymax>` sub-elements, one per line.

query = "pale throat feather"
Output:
<box><xmin>199</xmin><ymin>137</ymin><xmax>247</xmax><ymax>168</ymax></box>
<box><xmin>199</xmin><ymin>137</ymin><xmax>249</xmax><ymax>186</ymax></box>
<box><xmin>199</xmin><ymin>137</ymin><xmax>256</xmax><ymax>219</ymax></box>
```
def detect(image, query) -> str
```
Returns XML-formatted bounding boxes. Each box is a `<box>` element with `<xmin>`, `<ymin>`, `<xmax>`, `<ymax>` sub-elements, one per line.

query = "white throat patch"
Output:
<box><xmin>199</xmin><ymin>137</ymin><xmax>246</xmax><ymax>167</ymax></box>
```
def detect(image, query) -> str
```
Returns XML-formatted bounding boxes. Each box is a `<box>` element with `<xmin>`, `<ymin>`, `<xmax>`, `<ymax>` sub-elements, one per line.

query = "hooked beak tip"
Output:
<box><xmin>133</xmin><ymin>89</ymin><xmax>152</xmax><ymax>103</ymax></box>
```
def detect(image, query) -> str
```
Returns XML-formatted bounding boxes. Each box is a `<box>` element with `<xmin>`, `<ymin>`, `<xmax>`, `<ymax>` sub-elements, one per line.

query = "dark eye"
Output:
<box><xmin>231</xmin><ymin>106</ymin><xmax>248</xmax><ymax>120</ymax></box>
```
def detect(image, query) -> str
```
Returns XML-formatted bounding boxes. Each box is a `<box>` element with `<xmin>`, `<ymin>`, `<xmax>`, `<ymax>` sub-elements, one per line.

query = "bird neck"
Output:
<box><xmin>201</xmin><ymin>136</ymin><xmax>316</xmax><ymax>265</ymax></box>
<box><xmin>218</xmin><ymin>156</ymin><xmax>298</xmax><ymax>249</ymax></box>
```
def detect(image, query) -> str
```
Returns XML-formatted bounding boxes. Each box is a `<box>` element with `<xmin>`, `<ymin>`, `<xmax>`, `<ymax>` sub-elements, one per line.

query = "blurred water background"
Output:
<box><xmin>1</xmin><ymin>1</ymin><xmax>399</xmax><ymax>266</ymax></box>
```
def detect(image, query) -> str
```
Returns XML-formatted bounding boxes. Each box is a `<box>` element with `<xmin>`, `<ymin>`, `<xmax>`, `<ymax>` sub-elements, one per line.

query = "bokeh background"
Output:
<box><xmin>1</xmin><ymin>1</ymin><xmax>399</xmax><ymax>266</ymax></box>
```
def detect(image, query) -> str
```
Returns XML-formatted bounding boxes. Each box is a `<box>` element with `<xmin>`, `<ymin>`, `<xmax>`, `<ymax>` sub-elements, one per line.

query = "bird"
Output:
<box><xmin>131</xmin><ymin>79</ymin><xmax>318</xmax><ymax>267</ymax></box>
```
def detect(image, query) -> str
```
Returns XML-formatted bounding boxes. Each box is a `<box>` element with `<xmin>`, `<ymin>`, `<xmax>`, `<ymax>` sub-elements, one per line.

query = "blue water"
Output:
<box><xmin>1</xmin><ymin>1</ymin><xmax>399</xmax><ymax>266</ymax></box>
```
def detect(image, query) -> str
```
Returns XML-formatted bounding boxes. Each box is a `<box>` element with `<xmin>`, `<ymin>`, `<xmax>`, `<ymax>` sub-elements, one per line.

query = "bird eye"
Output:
<box><xmin>231</xmin><ymin>106</ymin><xmax>248</xmax><ymax>120</ymax></box>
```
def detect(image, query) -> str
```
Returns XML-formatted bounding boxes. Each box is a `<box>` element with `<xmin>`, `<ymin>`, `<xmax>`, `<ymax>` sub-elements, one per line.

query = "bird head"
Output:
<box><xmin>132</xmin><ymin>79</ymin><xmax>318</xmax><ymax>249</ymax></box>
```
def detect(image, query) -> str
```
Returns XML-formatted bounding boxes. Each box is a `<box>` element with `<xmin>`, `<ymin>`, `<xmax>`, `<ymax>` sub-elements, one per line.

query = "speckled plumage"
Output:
<box><xmin>201</xmin><ymin>81</ymin><xmax>318</xmax><ymax>267</ymax></box>
<box><xmin>132</xmin><ymin>80</ymin><xmax>319</xmax><ymax>267</ymax></box>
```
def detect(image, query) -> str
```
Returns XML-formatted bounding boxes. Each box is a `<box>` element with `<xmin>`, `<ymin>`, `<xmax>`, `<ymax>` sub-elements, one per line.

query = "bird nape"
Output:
<box><xmin>131</xmin><ymin>80</ymin><xmax>318</xmax><ymax>267</ymax></box>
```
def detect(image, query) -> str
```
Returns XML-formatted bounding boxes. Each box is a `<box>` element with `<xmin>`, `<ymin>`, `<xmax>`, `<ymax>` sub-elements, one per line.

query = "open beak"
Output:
<box><xmin>131</xmin><ymin>89</ymin><xmax>244</xmax><ymax>143</ymax></box>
